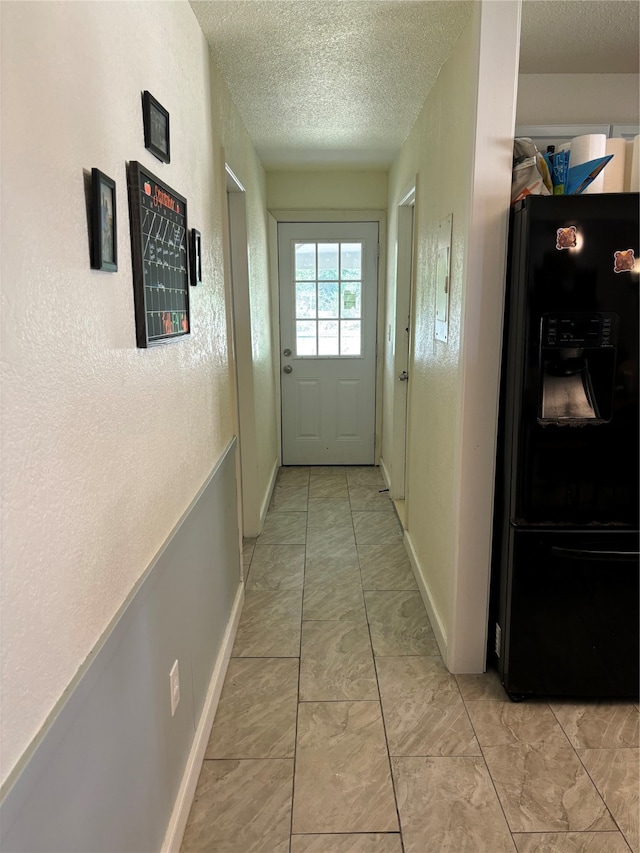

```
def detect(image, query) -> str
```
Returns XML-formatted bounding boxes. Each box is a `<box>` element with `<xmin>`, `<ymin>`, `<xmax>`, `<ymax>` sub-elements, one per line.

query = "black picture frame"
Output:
<box><xmin>142</xmin><ymin>91</ymin><xmax>170</xmax><ymax>164</ymax></box>
<box><xmin>91</xmin><ymin>168</ymin><xmax>117</xmax><ymax>272</ymax></box>
<box><xmin>190</xmin><ymin>229</ymin><xmax>202</xmax><ymax>286</ymax></box>
<box><xmin>127</xmin><ymin>161</ymin><xmax>189</xmax><ymax>347</ymax></box>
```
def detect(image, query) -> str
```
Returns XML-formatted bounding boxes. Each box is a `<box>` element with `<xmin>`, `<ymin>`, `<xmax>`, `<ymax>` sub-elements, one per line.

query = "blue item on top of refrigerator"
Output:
<box><xmin>565</xmin><ymin>154</ymin><xmax>614</xmax><ymax>195</ymax></box>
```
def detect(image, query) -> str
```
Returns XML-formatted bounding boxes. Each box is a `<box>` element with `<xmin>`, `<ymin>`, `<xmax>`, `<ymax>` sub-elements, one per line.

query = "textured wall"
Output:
<box><xmin>517</xmin><ymin>73</ymin><xmax>640</xmax><ymax>125</ymax></box>
<box><xmin>266</xmin><ymin>170</ymin><xmax>389</xmax><ymax>210</ymax></box>
<box><xmin>382</xmin><ymin>1</ymin><xmax>519</xmax><ymax>669</ymax></box>
<box><xmin>384</xmin><ymin>10</ymin><xmax>479</xmax><ymax>641</ymax></box>
<box><xmin>0</xmin><ymin>0</ymin><xmax>272</xmax><ymax>785</ymax></box>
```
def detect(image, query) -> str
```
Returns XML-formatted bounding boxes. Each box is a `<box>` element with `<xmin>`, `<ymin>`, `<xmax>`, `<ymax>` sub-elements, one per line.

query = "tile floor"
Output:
<box><xmin>181</xmin><ymin>466</ymin><xmax>639</xmax><ymax>853</ymax></box>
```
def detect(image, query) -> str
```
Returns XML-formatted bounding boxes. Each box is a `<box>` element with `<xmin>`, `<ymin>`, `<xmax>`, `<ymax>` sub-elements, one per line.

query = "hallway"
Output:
<box><xmin>180</xmin><ymin>467</ymin><xmax>638</xmax><ymax>853</ymax></box>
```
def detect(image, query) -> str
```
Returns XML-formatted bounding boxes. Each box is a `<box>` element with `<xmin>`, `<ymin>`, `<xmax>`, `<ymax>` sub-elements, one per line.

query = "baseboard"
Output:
<box><xmin>259</xmin><ymin>456</ymin><xmax>279</xmax><ymax>527</ymax></box>
<box><xmin>403</xmin><ymin>529</ymin><xmax>448</xmax><ymax>660</ymax></box>
<box><xmin>162</xmin><ymin>581</ymin><xmax>245</xmax><ymax>853</ymax></box>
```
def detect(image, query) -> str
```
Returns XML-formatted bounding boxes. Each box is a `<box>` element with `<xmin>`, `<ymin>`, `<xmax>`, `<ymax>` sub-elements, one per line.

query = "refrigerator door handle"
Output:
<box><xmin>550</xmin><ymin>546</ymin><xmax>640</xmax><ymax>562</ymax></box>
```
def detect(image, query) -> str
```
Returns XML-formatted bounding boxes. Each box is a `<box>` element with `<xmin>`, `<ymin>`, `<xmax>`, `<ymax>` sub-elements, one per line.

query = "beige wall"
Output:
<box><xmin>0</xmin><ymin>0</ymin><xmax>275</xmax><ymax>784</ymax></box>
<box><xmin>383</xmin><ymin>8</ymin><xmax>478</xmax><ymax>649</ymax></box>
<box><xmin>517</xmin><ymin>73</ymin><xmax>640</xmax><ymax>126</ymax></box>
<box><xmin>267</xmin><ymin>170</ymin><xmax>388</xmax><ymax>210</ymax></box>
<box><xmin>382</xmin><ymin>0</ymin><xmax>520</xmax><ymax>670</ymax></box>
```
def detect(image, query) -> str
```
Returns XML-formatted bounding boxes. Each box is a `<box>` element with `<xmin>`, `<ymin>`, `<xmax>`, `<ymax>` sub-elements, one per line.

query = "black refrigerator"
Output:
<box><xmin>491</xmin><ymin>192</ymin><xmax>639</xmax><ymax>700</ymax></box>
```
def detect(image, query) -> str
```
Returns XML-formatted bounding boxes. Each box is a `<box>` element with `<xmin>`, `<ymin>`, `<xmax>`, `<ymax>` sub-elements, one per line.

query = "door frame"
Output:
<box><xmin>269</xmin><ymin>209</ymin><xmax>387</xmax><ymax>463</ymax></box>
<box><xmin>225</xmin><ymin>161</ymin><xmax>263</xmax><ymax>545</ymax></box>
<box><xmin>390</xmin><ymin>183</ymin><xmax>416</xmax><ymax>507</ymax></box>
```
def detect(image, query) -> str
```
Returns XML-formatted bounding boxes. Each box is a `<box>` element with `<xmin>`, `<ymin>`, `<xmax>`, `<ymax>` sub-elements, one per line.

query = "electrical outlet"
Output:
<box><xmin>170</xmin><ymin>660</ymin><xmax>180</xmax><ymax>716</ymax></box>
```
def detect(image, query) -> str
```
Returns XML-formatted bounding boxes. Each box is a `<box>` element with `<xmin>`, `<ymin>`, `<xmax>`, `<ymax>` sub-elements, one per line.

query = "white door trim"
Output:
<box><xmin>270</xmin><ymin>209</ymin><xmax>386</xmax><ymax>463</ymax></box>
<box><xmin>268</xmin><ymin>212</ymin><xmax>282</xmax><ymax>470</ymax></box>
<box><xmin>391</xmin><ymin>184</ymin><xmax>416</xmax><ymax>506</ymax></box>
<box><xmin>278</xmin><ymin>221</ymin><xmax>378</xmax><ymax>465</ymax></box>
<box><xmin>225</xmin><ymin>162</ymin><xmax>262</xmax><ymax>538</ymax></box>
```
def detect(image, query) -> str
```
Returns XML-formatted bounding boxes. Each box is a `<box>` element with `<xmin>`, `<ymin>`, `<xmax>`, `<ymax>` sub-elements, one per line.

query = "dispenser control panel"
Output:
<box><xmin>541</xmin><ymin>313</ymin><xmax>618</xmax><ymax>348</ymax></box>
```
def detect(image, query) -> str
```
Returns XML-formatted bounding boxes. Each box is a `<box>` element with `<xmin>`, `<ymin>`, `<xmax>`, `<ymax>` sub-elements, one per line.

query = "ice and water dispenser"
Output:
<box><xmin>539</xmin><ymin>312</ymin><xmax>618</xmax><ymax>423</ymax></box>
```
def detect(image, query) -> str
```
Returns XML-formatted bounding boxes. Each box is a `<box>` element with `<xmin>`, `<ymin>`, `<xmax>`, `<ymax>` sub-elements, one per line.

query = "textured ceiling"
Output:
<box><xmin>189</xmin><ymin>0</ymin><xmax>640</xmax><ymax>169</ymax></box>
<box><xmin>190</xmin><ymin>0</ymin><xmax>474</xmax><ymax>167</ymax></box>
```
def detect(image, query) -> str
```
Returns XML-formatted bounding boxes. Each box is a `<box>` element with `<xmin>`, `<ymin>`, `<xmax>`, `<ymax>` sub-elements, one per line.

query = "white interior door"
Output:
<box><xmin>278</xmin><ymin>221</ymin><xmax>379</xmax><ymax>465</ymax></box>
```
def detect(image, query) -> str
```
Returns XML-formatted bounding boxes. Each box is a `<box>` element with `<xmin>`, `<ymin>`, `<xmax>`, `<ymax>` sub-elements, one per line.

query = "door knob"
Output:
<box><xmin>399</xmin><ymin>371</ymin><xmax>408</xmax><ymax>381</ymax></box>
<box><xmin>283</xmin><ymin>364</ymin><xmax>293</xmax><ymax>374</ymax></box>
<box><xmin>283</xmin><ymin>348</ymin><xmax>292</xmax><ymax>357</ymax></box>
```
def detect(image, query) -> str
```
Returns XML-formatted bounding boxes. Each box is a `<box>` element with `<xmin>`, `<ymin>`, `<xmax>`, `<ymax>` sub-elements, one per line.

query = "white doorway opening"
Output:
<box><xmin>225</xmin><ymin>163</ymin><xmax>261</xmax><ymax>537</ymax></box>
<box><xmin>390</xmin><ymin>184</ymin><xmax>416</xmax><ymax>519</ymax></box>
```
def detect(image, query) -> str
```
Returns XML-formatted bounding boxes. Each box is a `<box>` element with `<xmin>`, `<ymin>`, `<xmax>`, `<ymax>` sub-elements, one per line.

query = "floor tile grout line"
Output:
<box><xmin>296</xmin><ymin>469</ymin><xmax>404</xmax><ymax>845</ymax></box>
<box><xmin>456</xmin><ymin>685</ymin><xmax>525</xmax><ymax>848</ymax></box>
<box><xmin>508</xmin><ymin>829</ymin><xmax>635</xmax><ymax>853</ymax></box>
<box><xmin>360</xmin><ymin>496</ymin><xmax>516</xmax><ymax>851</ymax></box>
<box><xmin>455</xmin><ymin>685</ymin><xmax>625</xmax><ymax>844</ymax></box>
<box><xmin>570</xmin><ymin>745</ymin><xmax>631</xmax><ymax>844</ymax></box>
<box><xmin>510</xmin><ymin>830</ymin><xmax>634</xmax><ymax>836</ymax></box>
<box><xmin>286</xmin><ymin>472</ymin><xmax>307</xmax><ymax>853</ymax></box>
<box><xmin>515</xmin><ymin>694</ymin><xmax>628</xmax><ymax>840</ymax></box>
<box><xmin>548</xmin><ymin>698</ymin><xmax>640</xmax><ymax>757</ymax></box>
<box><xmin>373</xmin><ymin>671</ymin><xmax>407</xmax><ymax>853</ymax></box>
<box><xmin>201</xmin><ymin>756</ymin><xmax>295</xmax><ymax>762</ymax></box>
<box><xmin>352</xmin><ymin>495</ymin><xmax>407</xmax><ymax>853</ymax></box>
<box><xmin>288</xmin><ymin>654</ymin><xmax>302</xmax><ymax>853</ymax></box>
<box><xmin>291</xmin><ymin>831</ymin><xmax>404</xmax><ymax>837</ymax></box>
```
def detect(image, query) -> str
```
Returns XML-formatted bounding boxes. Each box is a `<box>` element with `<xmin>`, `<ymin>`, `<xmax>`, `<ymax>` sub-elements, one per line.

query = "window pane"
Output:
<box><xmin>296</xmin><ymin>281</ymin><xmax>316</xmax><ymax>318</ymax></box>
<box><xmin>296</xmin><ymin>320</ymin><xmax>317</xmax><ymax>355</ymax></box>
<box><xmin>318</xmin><ymin>281</ymin><xmax>339</xmax><ymax>318</ymax></box>
<box><xmin>318</xmin><ymin>243</ymin><xmax>339</xmax><ymax>280</ymax></box>
<box><xmin>318</xmin><ymin>320</ymin><xmax>339</xmax><ymax>355</ymax></box>
<box><xmin>340</xmin><ymin>320</ymin><xmax>361</xmax><ymax>355</ymax></box>
<box><xmin>341</xmin><ymin>282</ymin><xmax>361</xmax><ymax>318</ymax></box>
<box><xmin>295</xmin><ymin>243</ymin><xmax>316</xmax><ymax>280</ymax></box>
<box><xmin>341</xmin><ymin>243</ymin><xmax>362</xmax><ymax>280</ymax></box>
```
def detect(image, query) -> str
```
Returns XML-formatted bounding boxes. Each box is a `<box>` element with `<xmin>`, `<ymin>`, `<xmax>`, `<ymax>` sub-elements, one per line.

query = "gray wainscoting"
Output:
<box><xmin>0</xmin><ymin>439</ymin><xmax>241</xmax><ymax>853</ymax></box>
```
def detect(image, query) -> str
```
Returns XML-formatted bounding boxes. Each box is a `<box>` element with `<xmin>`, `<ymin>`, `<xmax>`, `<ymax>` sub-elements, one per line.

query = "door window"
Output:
<box><xmin>293</xmin><ymin>242</ymin><xmax>363</xmax><ymax>357</ymax></box>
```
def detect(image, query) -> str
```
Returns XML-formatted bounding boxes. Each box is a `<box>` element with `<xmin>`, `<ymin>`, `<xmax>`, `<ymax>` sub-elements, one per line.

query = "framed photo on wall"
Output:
<box><xmin>91</xmin><ymin>168</ymin><xmax>117</xmax><ymax>272</ymax></box>
<box><xmin>142</xmin><ymin>91</ymin><xmax>170</xmax><ymax>164</ymax></box>
<box><xmin>190</xmin><ymin>229</ymin><xmax>202</xmax><ymax>286</ymax></box>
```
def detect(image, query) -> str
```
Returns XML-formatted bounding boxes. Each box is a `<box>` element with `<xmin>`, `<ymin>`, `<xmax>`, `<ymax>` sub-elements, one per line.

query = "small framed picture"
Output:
<box><xmin>91</xmin><ymin>168</ymin><xmax>117</xmax><ymax>272</ymax></box>
<box><xmin>190</xmin><ymin>228</ymin><xmax>202</xmax><ymax>286</ymax></box>
<box><xmin>142</xmin><ymin>91</ymin><xmax>170</xmax><ymax>164</ymax></box>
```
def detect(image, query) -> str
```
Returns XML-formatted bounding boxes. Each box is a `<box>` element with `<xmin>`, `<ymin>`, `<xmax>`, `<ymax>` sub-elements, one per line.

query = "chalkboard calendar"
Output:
<box><xmin>127</xmin><ymin>161</ymin><xmax>189</xmax><ymax>347</ymax></box>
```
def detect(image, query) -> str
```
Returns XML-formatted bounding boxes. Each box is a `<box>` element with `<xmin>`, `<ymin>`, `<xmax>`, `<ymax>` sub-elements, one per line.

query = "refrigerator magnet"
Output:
<box><xmin>613</xmin><ymin>249</ymin><xmax>635</xmax><ymax>273</ymax></box>
<box><xmin>556</xmin><ymin>226</ymin><xmax>577</xmax><ymax>250</ymax></box>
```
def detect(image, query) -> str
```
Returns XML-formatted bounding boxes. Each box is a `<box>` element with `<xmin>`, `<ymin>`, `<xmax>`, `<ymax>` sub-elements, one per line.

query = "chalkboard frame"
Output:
<box><xmin>127</xmin><ymin>161</ymin><xmax>190</xmax><ymax>348</ymax></box>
